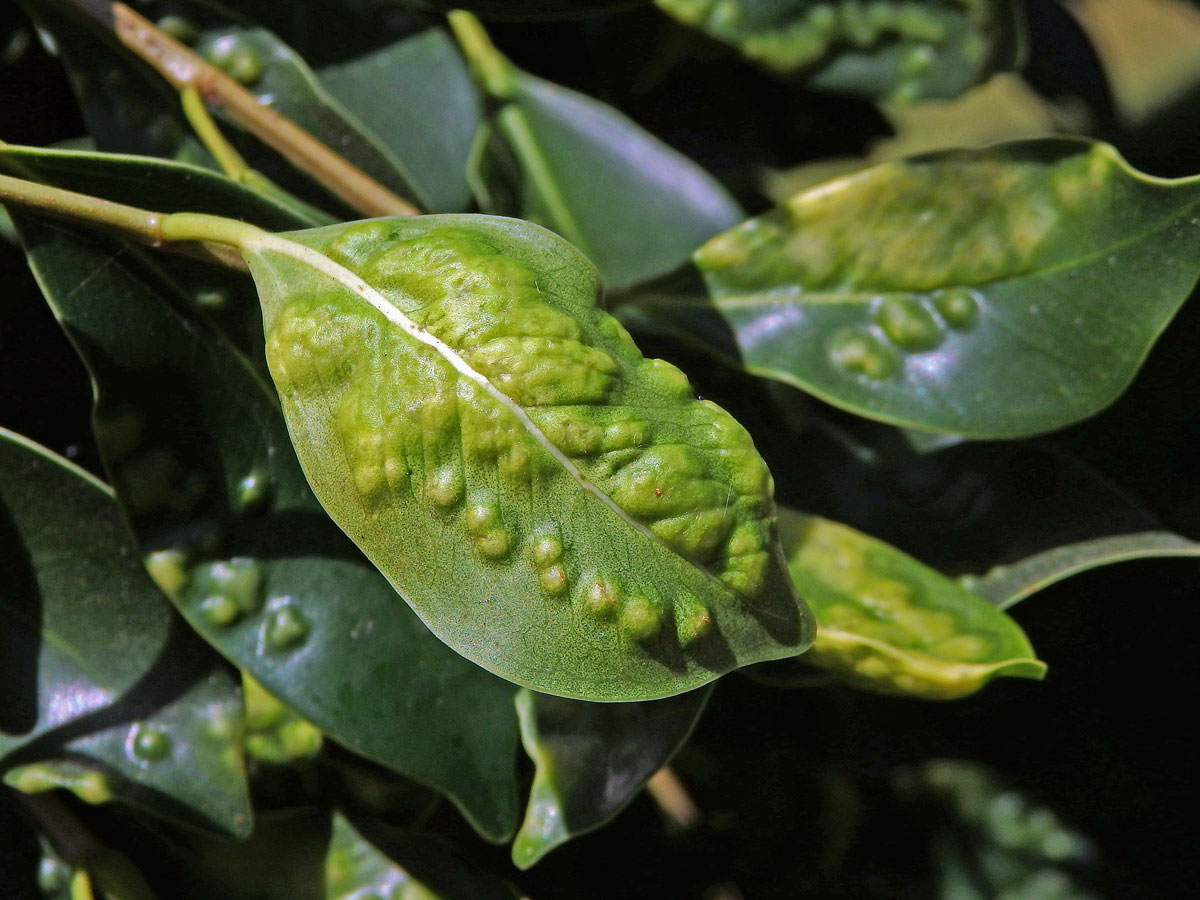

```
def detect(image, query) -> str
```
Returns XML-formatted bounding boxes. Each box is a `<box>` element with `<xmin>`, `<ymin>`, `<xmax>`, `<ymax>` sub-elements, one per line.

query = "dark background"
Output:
<box><xmin>1</xmin><ymin>2</ymin><xmax>1198</xmax><ymax>897</ymax></box>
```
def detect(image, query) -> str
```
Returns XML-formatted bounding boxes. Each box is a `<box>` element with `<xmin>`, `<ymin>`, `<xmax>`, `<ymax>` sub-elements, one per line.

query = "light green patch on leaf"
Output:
<box><xmin>5</xmin><ymin>760</ymin><xmax>115</xmax><ymax>806</ymax></box>
<box><xmin>778</xmin><ymin>508</ymin><xmax>1044</xmax><ymax>698</ymax></box>
<box><xmin>511</xmin><ymin>685</ymin><xmax>711</xmax><ymax>867</ymax></box>
<box><xmin>0</xmin><ymin>429</ymin><xmax>251</xmax><ymax>836</ymax></box>
<box><xmin>326</xmin><ymin>815</ymin><xmax>442</xmax><ymax>900</ymax></box>
<box><xmin>245</xmin><ymin>215</ymin><xmax>811</xmax><ymax>700</ymax></box>
<box><xmin>6</xmin><ymin>149</ymin><xmax>521</xmax><ymax>841</ymax></box>
<box><xmin>628</xmin><ymin>140</ymin><xmax>1200</xmax><ymax>437</ymax></box>
<box><xmin>655</xmin><ymin>0</ymin><xmax>1024</xmax><ymax>100</ymax></box>
<box><xmin>243</xmin><ymin>674</ymin><xmax>323</xmax><ymax>764</ymax></box>
<box><xmin>967</xmin><ymin>531</ymin><xmax>1200</xmax><ymax>610</ymax></box>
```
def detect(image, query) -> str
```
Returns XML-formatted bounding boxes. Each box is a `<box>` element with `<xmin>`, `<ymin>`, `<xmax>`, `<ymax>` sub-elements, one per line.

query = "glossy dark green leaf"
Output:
<box><xmin>464</xmin><ymin>51</ymin><xmax>742</xmax><ymax>288</ymax></box>
<box><xmin>627</xmin><ymin>140</ymin><xmax>1200</xmax><ymax>437</ymax></box>
<box><xmin>968</xmin><ymin>531</ymin><xmax>1200</xmax><ymax>610</ymax></box>
<box><xmin>193</xmin><ymin>26</ymin><xmax>426</xmax><ymax>210</ymax></box>
<box><xmin>0</xmin><ymin>429</ymin><xmax>250</xmax><ymax>835</ymax></box>
<box><xmin>246</xmin><ymin>215</ymin><xmax>811</xmax><ymax>700</ymax></box>
<box><xmin>512</xmin><ymin>685</ymin><xmax>711</xmax><ymax>867</ymax></box>
<box><xmin>778</xmin><ymin>508</ymin><xmax>1044</xmax><ymax>698</ymax></box>
<box><xmin>7</xmin><ymin>150</ymin><xmax>520</xmax><ymax>840</ymax></box>
<box><xmin>317</xmin><ymin>28</ymin><xmax>482</xmax><ymax>213</ymax></box>
<box><xmin>655</xmin><ymin>0</ymin><xmax>1025</xmax><ymax>101</ymax></box>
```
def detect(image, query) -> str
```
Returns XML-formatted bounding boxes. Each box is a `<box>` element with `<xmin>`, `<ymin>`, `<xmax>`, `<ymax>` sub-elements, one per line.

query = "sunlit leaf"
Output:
<box><xmin>6</xmin><ymin>147</ymin><xmax>521</xmax><ymax>841</ymax></box>
<box><xmin>511</xmin><ymin>685</ymin><xmax>711</xmax><ymax>867</ymax></box>
<box><xmin>626</xmin><ymin>140</ymin><xmax>1200</xmax><ymax>437</ymax></box>
<box><xmin>0</xmin><ymin>429</ymin><xmax>250</xmax><ymax>835</ymax></box>
<box><xmin>244</xmin><ymin>214</ymin><xmax>812</xmax><ymax>700</ymax></box>
<box><xmin>778</xmin><ymin>508</ymin><xmax>1044</xmax><ymax>698</ymax></box>
<box><xmin>656</xmin><ymin>0</ymin><xmax>1025</xmax><ymax>101</ymax></box>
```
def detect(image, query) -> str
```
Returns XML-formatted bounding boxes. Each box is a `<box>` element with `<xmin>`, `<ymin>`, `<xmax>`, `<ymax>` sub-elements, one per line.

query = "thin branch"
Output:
<box><xmin>646</xmin><ymin>766</ymin><xmax>702</xmax><ymax>829</ymax></box>
<box><xmin>59</xmin><ymin>0</ymin><xmax>420</xmax><ymax>218</ymax></box>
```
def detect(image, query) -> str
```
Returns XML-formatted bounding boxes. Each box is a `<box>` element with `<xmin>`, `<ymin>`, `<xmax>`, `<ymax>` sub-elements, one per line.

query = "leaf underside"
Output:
<box><xmin>779</xmin><ymin>509</ymin><xmax>1044</xmax><ymax>699</ymax></box>
<box><xmin>246</xmin><ymin>215</ymin><xmax>813</xmax><ymax>701</ymax></box>
<box><xmin>630</xmin><ymin>140</ymin><xmax>1200</xmax><ymax>437</ymax></box>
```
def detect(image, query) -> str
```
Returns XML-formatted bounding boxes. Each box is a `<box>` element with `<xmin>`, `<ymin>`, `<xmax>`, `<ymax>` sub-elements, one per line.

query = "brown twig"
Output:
<box><xmin>58</xmin><ymin>0</ymin><xmax>420</xmax><ymax>218</ymax></box>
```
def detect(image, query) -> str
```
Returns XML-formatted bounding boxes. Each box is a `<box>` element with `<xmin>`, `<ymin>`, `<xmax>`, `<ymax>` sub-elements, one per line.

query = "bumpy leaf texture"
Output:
<box><xmin>244</xmin><ymin>215</ymin><xmax>813</xmax><ymax>700</ymax></box>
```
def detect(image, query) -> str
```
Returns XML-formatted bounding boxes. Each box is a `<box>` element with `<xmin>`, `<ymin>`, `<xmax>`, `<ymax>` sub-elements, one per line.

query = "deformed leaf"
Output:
<box><xmin>0</xmin><ymin>429</ymin><xmax>250</xmax><ymax>836</ymax></box>
<box><xmin>778</xmin><ymin>508</ymin><xmax>1044</xmax><ymax>698</ymax></box>
<box><xmin>7</xmin><ymin>149</ymin><xmax>521</xmax><ymax>841</ymax></box>
<box><xmin>628</xmin><ymin>140</ymin><xmax>1200</xmax><ymax>437</ymax></box>
<box><xmin>512</xmin><ymin>685</ymin><xmax>712</xmax><ymax>867</ymax></box>
<box><xmin>655</xmin><ymin>0</ymin><xmax>1025</xmax><ymax>101</ymax></box>
<box><xmin>245</xmin><ymin>215</ymin><xmax>812</xmax><ymax>700</ymax></box>
<box><xmin>968</xmin><ymin>531</ymin><xmax>1200</xmax><ymax>610</ymax></box>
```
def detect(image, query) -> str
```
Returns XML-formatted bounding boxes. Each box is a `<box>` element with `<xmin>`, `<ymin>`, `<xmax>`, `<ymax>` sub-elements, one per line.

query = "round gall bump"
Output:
<box><xmin>199</xmin><ymin>595</ymin><xmax>240</xmax><ymax>627</ymax></box>
<box><xmin>675</xmin><ymin>593</ymin><xmax>714</xmax><ymax>647</ymax></box>
<box><xmin>425</xmin><ymin>467</ymin><xmax>464</xmax><ymax>510</ymax></box>
<box><xmin>621</xmin><ymin>595</ymin><xmax>662</xmax><ymax>641</ymax></box>
<box><xmin>264</xmin><ymin>605</ymin><xmax>311</xmax><ymax>652</ymax></box>
<box><xmin>465</xmin><ymin>501</ymin><xmax>499</xmax><ymax>536</ymax></box>
<box><xmin>475</xmin><ymin>528</ymin><xmax>511</xmax><ymax>560</ymax></box>
<box><xmin>827</xmin><ymin>329</ymin><xmax>897</xmax><ymax>379</ymax></box>
<box><xmin>642</xmin><ymin>358</ymin><xmax>693</xmax><ymax>399</ymax></box>
<box><xmin>530</xmin><ymin>528</ymin><xmax>564</xmax><ymax>567</ymax></box>
<box><xmin>933</xmin><ymin>288</ymin><xmax>981</xmax><ymax>329</ymax></box>
<box><xmin>580</xmin><ymin>577</ymin><xmax>620</xmax><ymax>620</ymax></box>
<box><xmin>873</xmin><ymin>296</ymin><xmax>944</xmax><ymax>351</ymax></box>
<box><xmin>129</xmin><ymin>725</ymin><xmax>171</xmax><ymax>762</ymax></box>
<box><xmin>538</xmin><ymin>565</ymin><xmax>569</xmax><ymax>598</ymax></box>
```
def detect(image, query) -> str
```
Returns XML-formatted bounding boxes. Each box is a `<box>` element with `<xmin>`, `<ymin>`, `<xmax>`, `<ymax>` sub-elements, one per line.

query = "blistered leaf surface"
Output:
<box><xmin>779</xmin><ymin>509</ymin><xmax>1044</xmax><ymax>698</ymax></box>
<box><xmin>656</xmin><ymin>0</ymin><xmax>1024</xmax><ymax>100</ymax></box>
<box><xmin>631</xmin><ymin>140</ymin><xmax>1200</xmax><ymax>437</ymax></box>
<box><xmin>248</xmin><ymin>215</ymin><xmax>812</xmax><ymax>700</ymax></box>
<box><xmin>8</xmin><ymin>148</ymin><xmax>520</xmax><ymax>840</ymax></box>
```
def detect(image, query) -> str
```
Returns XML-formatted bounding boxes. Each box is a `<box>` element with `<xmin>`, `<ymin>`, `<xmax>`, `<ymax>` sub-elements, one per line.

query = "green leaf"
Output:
<box><xmin>18</xmin><ymin>1</ymin><xmax>210</xmax><ymax>165</ymax></box>
<box><xmin>778</xmin><ymin>508</ymin><xmax>1044</xmax><ymax>698</ymax></box>
<box><xmin>459</xmin><ymin>27</ymin><xmax>742</xmax><ymax>289</ymax></box>
<box><xmin>7</xmin><ymin>151</ymin><xmax>521</xmax><ymax>841</ymax></box>
<box><xmin>626</xmin><ymin>140</ymin><xmax>1200</xmax><ymax>438</ymax></box>
<box><xmin>245</xmin><ymin>214</ymin><xmax>811</xmax><ymax>700</ymax></box>
<box><xmin>968</xmin><ymin>531</ymin><xmax>1200</xmax><ymax>610</ymax></box>
<box><xmin>317</xmin><ymin>28</ymin><xmax>482</xmax><ymax>214</ymax></box>
<box><xmin>512</xmin><ymin>685</ymin><xmax>711</xmax><ymax>868</ymax></box>
<box><xmin>655</xmin><ymin>0</ymin><xmax>1025</xmax><ymax>101</ymax></box>
<box><xmin>192</xmin><ymin>26</ymin><xmax>426</xmax><ymax>211</ymax></box>
<box><xmin>0</xmin><ymin>429</ymin><xmax>250</xmax><ymax>836</ymax></box>
<box><xmin>326</xmin><ymin>814</ymin><xmax>444</xmax><ymax>900</ymax></box>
